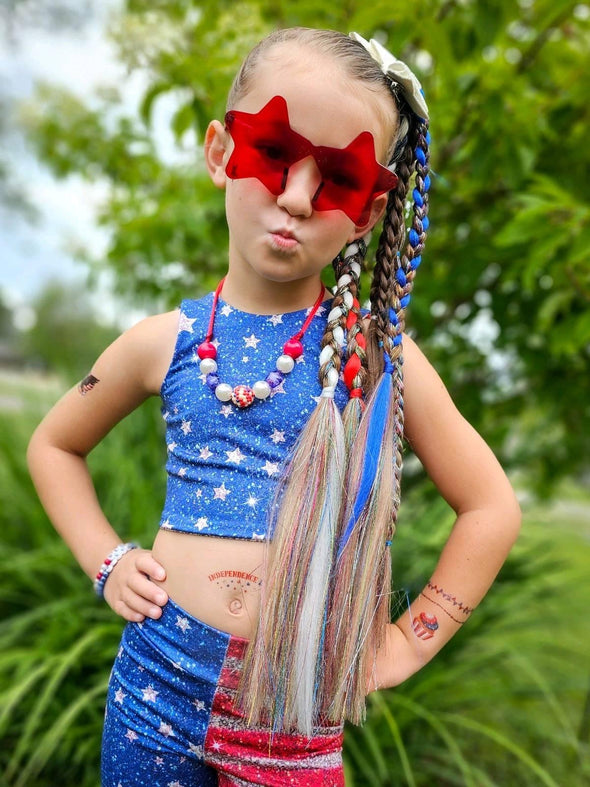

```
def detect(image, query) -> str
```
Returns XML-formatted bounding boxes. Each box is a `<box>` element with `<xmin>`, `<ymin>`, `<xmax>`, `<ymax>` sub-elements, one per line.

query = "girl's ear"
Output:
<box><xmin>347</xmin><ymin>193</ymin><xmax>388</xmax><ymax>243</ymax></box>
<box><xmin>204</xmin><ymin>120</ymin><xmax>230</xmax><ymax>189</ymax></box>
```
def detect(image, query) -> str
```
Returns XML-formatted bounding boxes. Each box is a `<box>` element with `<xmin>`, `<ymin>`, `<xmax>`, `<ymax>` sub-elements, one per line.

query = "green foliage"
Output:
<box><xmin>18</xmin><ymin>0</ymin><xmax>590</xmax><ymax>492</ymax></box>
<box><xmin>1</xmin><ymin>394</ymin><xmax>588</xmax><ymax>785</ymax></box>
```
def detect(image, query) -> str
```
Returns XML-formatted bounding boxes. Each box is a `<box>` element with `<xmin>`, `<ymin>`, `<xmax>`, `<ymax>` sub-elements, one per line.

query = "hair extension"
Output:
<box><xmin>233</xmin><ymin>27</ymin><xmax>431</xmax><ymax>733</ymax></box>
<box><xmin>325</xmin><ymin>101</ymin><xmax>431</xmax><ymax>723</ymax></box>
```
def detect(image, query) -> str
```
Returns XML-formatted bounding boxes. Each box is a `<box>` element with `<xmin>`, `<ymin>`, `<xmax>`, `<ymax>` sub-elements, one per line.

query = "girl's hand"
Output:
<box><xmin>102</xmin><ymin>548</ymin><xmax>168</xmax><ymax>622</ymax></box>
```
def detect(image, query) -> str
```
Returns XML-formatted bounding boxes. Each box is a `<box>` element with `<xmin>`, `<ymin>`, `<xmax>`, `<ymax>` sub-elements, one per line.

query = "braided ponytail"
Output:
<box><xmin>325</xmin><ymin>102</ymin><xmax>431</xmax><ymax>724</ymax></box>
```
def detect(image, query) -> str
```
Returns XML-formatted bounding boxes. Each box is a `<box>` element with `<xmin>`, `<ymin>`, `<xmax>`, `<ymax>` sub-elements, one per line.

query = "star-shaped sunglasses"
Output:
<box><xmin>224</xmin><ymin>95</ymin><xmax>398</xmax><ymax>225</ymax></box>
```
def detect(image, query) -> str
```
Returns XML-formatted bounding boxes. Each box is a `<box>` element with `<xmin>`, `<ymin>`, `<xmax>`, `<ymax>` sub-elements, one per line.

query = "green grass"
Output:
<box><xmin>1</xmin><ymin>376</ymin><xmax>589</xmax><ymax>785</ymax></box>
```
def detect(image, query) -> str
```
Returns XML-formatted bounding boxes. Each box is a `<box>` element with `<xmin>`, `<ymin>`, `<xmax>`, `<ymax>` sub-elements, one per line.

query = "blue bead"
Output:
<box><xmin>415</xmin><ymin>147</ymin><xmax>426</xmax><ymax>165</ymax></box>
<box><xmin>400</xmin><ymin>295</ymin><xmax>411</xmax><ymax>308</ymax></box>
<box><xmin>413</xmin><ymin>188</ymin><xmax>424</xmax><ymax>208</ymax></box>
<box><xmin>388</xmin><ymin>308</ymin><xmax>398</xmax><ymax>325</ymax></box>
<box><xmin>206</xmin><ymin>373</ymin><xmax>220</xmax><ymax>391</ymax></box>
<box><xmin>426</xmin><ymin>130</ymin><xmax>431</xmax><ymax>145</ymax></box>
<box><xmin>411</xmin><ymin>255</ymin><xmax>422</xmax><ymax>269</ymax></box>
<box><xmin>393</xmin><ymin>334</ymin><xmax>403</xmax><ymax>345</ymax></box>
<box><xmin>383</xmin><ymin>354</ymin><xmax>394</xmax><ymax>373</ymax></box>
<box><xmin>266</xmin><ymin>370</ymin><xmax>285</xmax><ymax>388</ymax></box>
<box><xmin>409</xmin><ymin>228</ymin><xmax>420</xmax><ymax>247</ymax></box>
<box><xmin>424</xmin><ymin>174</ymin><xmax>431</xmax><ymax>191</ymax></box>
<box><xmin>422</xmin><ymin>216</ymin><xmax>430</xmax><ymax>231</ymax></box>
<box><xmin>396</xmin><ymin>269</ymin><xmax>407</xmax><ymax>286</ymax></box>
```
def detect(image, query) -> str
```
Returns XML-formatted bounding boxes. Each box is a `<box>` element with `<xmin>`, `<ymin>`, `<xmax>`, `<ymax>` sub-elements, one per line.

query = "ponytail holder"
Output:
<box><xmin>350</xmin><ymin>32</ymin><xmax>429</xmax><ymax>120</ymax></box>
<box><xmin>383</xmin><ymin>354</ymin><xmax>394</xmax><ymax>374</ymax></box>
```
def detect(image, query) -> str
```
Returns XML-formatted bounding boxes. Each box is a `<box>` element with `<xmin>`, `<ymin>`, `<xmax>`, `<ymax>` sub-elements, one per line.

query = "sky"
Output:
<box><xmin>0</xmin><ymin>0</ymin><xmax>157</xmax><ymax>328</ymax></box>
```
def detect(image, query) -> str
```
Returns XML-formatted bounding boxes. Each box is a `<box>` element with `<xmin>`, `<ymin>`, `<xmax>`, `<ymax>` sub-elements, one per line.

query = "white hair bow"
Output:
<box><xmin>350</xmin><ymin>32</ymin><xmax>429</xmax><ymax>120</ymax></box>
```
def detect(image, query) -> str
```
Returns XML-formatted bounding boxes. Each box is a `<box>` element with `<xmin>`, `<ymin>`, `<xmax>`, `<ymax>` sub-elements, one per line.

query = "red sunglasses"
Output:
<box><xmin>224</xmin><ymin>95</ymin><xmax>398</xmax><ymax>225</ymax></box>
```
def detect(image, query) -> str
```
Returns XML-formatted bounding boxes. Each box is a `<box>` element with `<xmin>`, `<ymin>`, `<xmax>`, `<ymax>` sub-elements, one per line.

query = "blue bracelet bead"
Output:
<box><xmin>412</xmin><ymin>188</ymin><xmax>424</xmax><ymax>208</ymax></box>
<box><xmin>415</xmin><ymin>147</ymin><xmax>426</xmax><ymax>166</ymax></box>
<box><xmin>409</xmin><ymin>228</ymin><xmax>421</xmax><ymax>247</ymax></box>
<box><xmin>400</xmin><ymin>294</ymin><xmax>411</xmax><ymax>308</ymax></box>
<box><xmin>396</xmin><ymin>269</ymin><xmax>407</xmax><ymax>286</ymax></box>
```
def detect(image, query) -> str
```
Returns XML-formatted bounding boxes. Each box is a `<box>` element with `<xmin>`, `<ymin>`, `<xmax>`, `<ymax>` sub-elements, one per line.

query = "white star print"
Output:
<box><xmin>270</xmin><ymin>380</ymin><xmax>286</xmax><ymax>397</ymax></box>
<box><xmin>194</xmin><ymin>517</ymin><xmax>208</xmax><ymax>531</ymax></box>
<box><xmin>226</xmin><ymin>447</ymin><xmax>246</xmax><ymax>464</ymax></box>
<box><xmin>141</xmin><ymin>685</ymin><xmax>159</xmax><ymax>702</ymax></box>
<box><xmin>117</xmin><ymin>646</ymin><xmax>124</xmax><ymax>659</ymax></box>
<box><xmin>162</xmin><ymin>410</ymin><xmax>170</xmax><ymax>421</ymax></box>
<box><xmin>180</xmin><ymin>420</ymin><xmax>191</xmax><ymax>435</ymax></box>
<box><xmin>188</xmin><ymin>742</ymin><xmax>204</xmax><ymax>757</ymax></box>
<box><xmin>220</xmin><ymin>304</ymin><xmax>234</xmax><ymax>316</ymax></box>
<box><xmin>195</xmin><ymin>489</ymin><xmax>202</xmax><ymax>498</ymax></box>
<box><xmin>252</xmin><ymin>532</ymin><xmax>265</xmax><ymax>541</ymax></box>
<box><xmin>243</xmin><ymin>333</ymin><xmax>261</xmax><ymax>348</ymax></box>
<box><xmin>193</xmin><ymin>699</ymin><xmax>206</xmax><ymax>711</ymax></box>
<box><xmin>199</xmin><ymin>446</ymin><xmax>213</xmax><ymax>460</ymax></box>
<box><xmin>270</xmin><ymin>429</ymin><xmax>285</xmax><ymax>444</ymax></box>
<box><xmin>178</xmin><ymin>313</ymin><xmax>196</xmax><ymax>333</ymax></box>
<box><xmin>316</xmin><ymin>304</ymin><xmax>327</xmax><ymax>315</ymax></box>
<box><xmin>178</xmin><ymin>467</ymin><xmax>187</xmax><ymax>477</ymax></box>
<box><xmin>263</xmin><ymin>461</ymin><xmax>280</xmax><ymax>476</ymax></box>
<box><xmin>175</xmin><ymin>616</ymin><xmax>191</xmax><ymax>633</ymax></box>
<box><xmin>268</xmin><ymin>314</ymin><xmax>283</xmax><ymax>326</ymax></box>
<box><xmin>219</xmin><ymin>405</ymin><xmax>233</xmax><ymax>418</ymax></box>
<box><xmin>114</xmin><ymin>689</ymin><xmax>126</xmax><ymax>704</ymax></box>
<box><xmin>311</xmin><ymin>395</ymin><xmax>322</xmax><ymax>404</ymax></box>
<box><xmin>125</xmin><ymin>729</ymin><xmax>138</xmax><ymax>742</ymax></box>
<box><xmin>199</xmin><ymin>373</ymin><xmax>208</xmax><ymax>384</ymax></box>
<box><xmin>167</xmin><ymin>441</ymin><xmax>177</xmax><ymax>452</ymax></box>
<box><xmin>155</xmin><ymin>756</ymin><xmax>164</xmax><ymax>765</ymax></box>
<box><xmin>213</xmin><ymin>482</ymin><xmax>231</xmax><ymax>500</ymax></box>
<box><xmin>212</xmin><ymin>338</ymin><xmax>220</xmax><ymax>349</ymax></box>
<box><xmin>246</xmin><ymin>495</ymin><xmax>259</xmax><ymax>508</ymax></box>
<box><xmin>161</xmin><ymin>518</ymin><xmax>172</xmax><ymax>529</ymax></box>
<box><xmin>242</xmin><ymin>355</ymin><xmax>249</xmax><ymax>363</ymax></box>
<box><xmin>295</xmin><ymin>355</ymin><xmax>305</xmax><ymax>364</ymax></box>
<box><xmin>168</xmin><ymin>780</ymin><xmax>184</xmax><ymax>787</ymax></box>
<box><xmin>158</xmin><ymin>722</ymin><xmax>174</xmax><ymax>737</ymax></box>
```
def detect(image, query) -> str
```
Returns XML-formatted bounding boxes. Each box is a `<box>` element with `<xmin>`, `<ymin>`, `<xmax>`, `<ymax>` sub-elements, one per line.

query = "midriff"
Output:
<box><xmin>151</xmin><ymin>529</ymin><xmax>266</xmax><ymax>639</ymax></box>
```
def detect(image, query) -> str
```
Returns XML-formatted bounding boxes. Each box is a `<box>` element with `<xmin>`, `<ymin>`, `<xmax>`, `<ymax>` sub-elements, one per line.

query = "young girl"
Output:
<box><xmin>27</xmin><ymin>27</ymin><xmax>521</xmax><ymax>787</ymax></box>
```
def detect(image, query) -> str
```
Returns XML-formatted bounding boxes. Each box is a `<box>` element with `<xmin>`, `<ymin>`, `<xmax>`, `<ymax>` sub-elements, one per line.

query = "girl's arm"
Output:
<box><xmin>27</xmin><ymin>310</ymin><xmax>179</xmax><ymax>622</ymax></box>
<box><xmin>371</xmin><ymin>334</ymin><xmax>521</xmax><ymax>690</ymax></box>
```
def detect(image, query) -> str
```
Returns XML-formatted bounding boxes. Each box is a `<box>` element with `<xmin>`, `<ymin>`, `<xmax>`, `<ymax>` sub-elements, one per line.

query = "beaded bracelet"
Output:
<box><xmin>93</xmin><ymin>542</ymin><xmax>139</xmax><ymax>598</ymax></box>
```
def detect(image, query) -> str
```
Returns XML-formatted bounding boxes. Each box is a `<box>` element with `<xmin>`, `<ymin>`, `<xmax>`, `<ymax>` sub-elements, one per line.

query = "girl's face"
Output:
<box><xmin>205</xmin><ymin>43</ymin><xmax>395</xmax><ymax>303</ymax></box>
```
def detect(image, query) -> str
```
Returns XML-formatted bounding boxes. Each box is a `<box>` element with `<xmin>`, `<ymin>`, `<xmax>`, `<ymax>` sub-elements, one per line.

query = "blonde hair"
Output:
<box><xmin>233</xmin><ymin>27</ymin><xmax>431</xmax><ymax>734</ymax></box>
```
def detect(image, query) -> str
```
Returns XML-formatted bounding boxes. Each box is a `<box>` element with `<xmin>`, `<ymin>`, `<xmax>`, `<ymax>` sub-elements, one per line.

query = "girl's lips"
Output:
<box><xmin>268</xmin><ymin>230</ymin><xmax>299</xmax><ymax>250</ymax></box>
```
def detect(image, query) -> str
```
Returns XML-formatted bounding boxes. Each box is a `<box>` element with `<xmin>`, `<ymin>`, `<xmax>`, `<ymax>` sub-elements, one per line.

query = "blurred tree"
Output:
<box><xmin>19</xmin><ymin>0</ymin><xmax>590</xmax><ymax>492</ymax></box>
<box><xmin>19</xmin><ymin>280</ymin><xmax>119</xmax><ymax>380</ymax></box>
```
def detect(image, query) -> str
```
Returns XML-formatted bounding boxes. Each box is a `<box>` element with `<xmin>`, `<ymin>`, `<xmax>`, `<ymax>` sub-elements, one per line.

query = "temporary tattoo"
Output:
<box><xmin>412</xmin><ymin>611</ymin><xmax>439</xmax><ymax>640</ymax></box>
<box><xmin>79</xmin><ymin>373</ymin><xmax>100</xmax><ymax>396</ymax></box>
<box><xmin>420</xmin><ymin>592</ymin><xmax>465</xmax><ymax>624</ymax></box>
<box><xmin>426</xmin><ymin>581</ymin><xmax>474</xmax><ymax>616</ymax></box>
<box><xmin>208</xmin><ymin>570</ymin><xmax>262</xmax><ymax>593</ymax></box>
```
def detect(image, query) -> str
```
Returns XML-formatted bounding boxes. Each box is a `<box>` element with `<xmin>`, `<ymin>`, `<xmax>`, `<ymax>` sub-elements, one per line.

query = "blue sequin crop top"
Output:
<box><xmin>158</xmin><ymin>292</ymin><xmax>348</xmax><ymax>540</ymax></box>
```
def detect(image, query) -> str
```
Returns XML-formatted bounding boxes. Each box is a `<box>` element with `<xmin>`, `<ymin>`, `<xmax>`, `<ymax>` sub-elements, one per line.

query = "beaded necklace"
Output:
<box><xmin>197</xmin><ymin>278</ymin><xmax>326</xmax><ymax>408</ymax></box>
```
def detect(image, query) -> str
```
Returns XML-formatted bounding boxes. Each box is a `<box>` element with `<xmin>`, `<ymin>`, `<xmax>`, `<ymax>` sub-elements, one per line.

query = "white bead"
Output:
<box><xmin>326</xmin><ymin>368</ymin><xmax>339</xmax><ymax>387</ymax></box>
<box><xmin>319</xmin><ymin>345</ymin><xmax>334</xmax><ymax>366</ymax></box>
<box><xmin>327</xmin><ymin>306</ymin><xmax>342</xmax><ymax>324</ymax></box>
<box><xmin>343</xmin><ymin>290</ymin><xmax>354</xmax><ymax>309</ymax></box>
<box><xmin>333</xmin><ymin>326</ymin><xmax>345</xmax><ymax>347</ymax></box>
<box><xmin>199</xmin><ymin>358</ymin><xmax>217</xmax><ymax>375</ymax></box>
<box><xmin>252</xmin><ymin>380</ymin><xmax>271</xmax><ymax>399</ymax></box>
<box><xmin>215</xmin><ymin>383</ymin><xmax>233</xmax><ymax>401</ymax></box>
<box><xmin>344</xmin><ymin>242</ymin><xmax>359</xmax><ymax>258</ymax></box>
<box><xmin>337</xmin><ymin>273</ymin><xmax>352</xmax><ymax>288</ymax></box>
<box><xmin>276</xmin><ymin>354</ymin><xmax>295</xmax><ymax>373</ymax></box>
<box><xmin>350</xmin><ymin>261</ymin><xmax>361</xmax><ymax>278</ymax></box>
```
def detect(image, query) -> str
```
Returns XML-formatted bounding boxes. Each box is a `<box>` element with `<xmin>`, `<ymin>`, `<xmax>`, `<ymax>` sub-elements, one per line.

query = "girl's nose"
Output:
<box><xmin>276</xmin><ymin>157</ymin><xmax>322</xmax><ymax>218</ymax></box>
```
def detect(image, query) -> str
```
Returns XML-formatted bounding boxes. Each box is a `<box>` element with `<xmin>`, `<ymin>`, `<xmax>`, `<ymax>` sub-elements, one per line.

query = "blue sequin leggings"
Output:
<box><xmin>101</xmin><ymin>599</ymin><xmax>344</xmax><ymax>786</ymax></box>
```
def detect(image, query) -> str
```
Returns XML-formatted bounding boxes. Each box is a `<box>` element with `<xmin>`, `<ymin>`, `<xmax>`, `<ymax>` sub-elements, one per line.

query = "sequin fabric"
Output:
<box><xmin>159</xmin><ymin>292</ymin><xmax>347</xmax><ymax>540</ymax></box>
<box><xmin>101</xmin><ymin>599</ymin><xmax>345</xmax><ymax>786</ymax></box>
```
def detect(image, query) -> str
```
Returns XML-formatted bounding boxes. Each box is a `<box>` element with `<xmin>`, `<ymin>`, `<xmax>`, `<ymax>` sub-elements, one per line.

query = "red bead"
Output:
<box><xmin>197</xmin><ymin>341</ymin><xmax>217</xmax><ymax>360</ymax></box>
<box><xmin>283</xmin><ymin>338</ymin><xmax>303</xmax><ymax>358</ymax></box>
<box><xmin>231</xmin><ymin>385</ymin><xmax>255</xmax><ymax>408</ymax></box>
